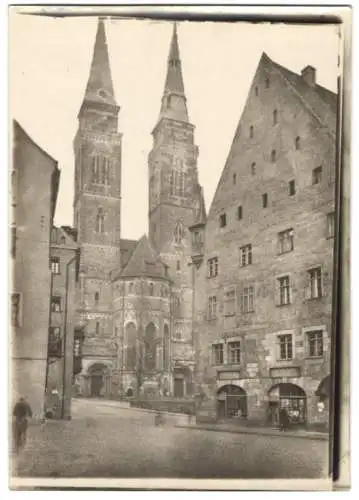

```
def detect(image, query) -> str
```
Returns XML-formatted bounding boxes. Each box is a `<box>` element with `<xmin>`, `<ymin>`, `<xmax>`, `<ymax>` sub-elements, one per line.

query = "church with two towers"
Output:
<box><xmin>74</xmin><ymin>19</ymin><xmax>204</xmax><ymax>399</ymax></box>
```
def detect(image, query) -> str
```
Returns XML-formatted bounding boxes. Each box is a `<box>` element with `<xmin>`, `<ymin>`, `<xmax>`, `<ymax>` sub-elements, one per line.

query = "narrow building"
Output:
<box><xmin>11</xmin><ymin>120</ymin><xmax>60</xmax><ymax>418</ymax></box>
<box><xmin>192</xmin><ymin>53</ymin><xmax>336</xmax><ymax>428</ymax></box>
<box><xmin>47</xmin><ymin>226</ymin><xmax>79</xmax><ymax>418</ymax></box>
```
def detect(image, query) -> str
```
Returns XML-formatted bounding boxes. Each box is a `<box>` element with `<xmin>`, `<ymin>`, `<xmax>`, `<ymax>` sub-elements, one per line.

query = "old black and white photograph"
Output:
<box><xmin>8</xmin><ymin>4</ymin><xmax>351</xmax><ymax>490</ymax></box>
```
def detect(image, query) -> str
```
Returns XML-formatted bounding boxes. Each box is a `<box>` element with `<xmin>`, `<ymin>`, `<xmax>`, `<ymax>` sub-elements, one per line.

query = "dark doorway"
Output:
<box><xmin>91</xmin><ymin>375</ymin><xmax>103</xmax><ymax>397</ymax></box>
<box><xmin>267</xmin><ymin>383</ymin><xmax>307</xmax><ymax>426</ymax></box>
<box><xmin>126</xmin><ymin>388</ymin><xmax>134</xmax><ymax>398</ymax></box>
<box><xmin>174</xmin><ymin>378</ymin><xmax>184</xmax><ymax>398</ymax></box>
<box><xmin>217</xmin><ymin>385</ymin><xmax>247</xmax><ymax>419</ymax></box>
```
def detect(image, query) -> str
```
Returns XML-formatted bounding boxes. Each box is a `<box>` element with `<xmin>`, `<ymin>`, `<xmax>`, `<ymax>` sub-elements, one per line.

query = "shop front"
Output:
<box><xmin>267</xmin><ymin>383</ymin><xmax>307</xmax><ymax>427</ymax></box>
<box><xmin>217</xmin><ymin>384</ymin><xmax>248</xmax><ymax>419</ymax></box>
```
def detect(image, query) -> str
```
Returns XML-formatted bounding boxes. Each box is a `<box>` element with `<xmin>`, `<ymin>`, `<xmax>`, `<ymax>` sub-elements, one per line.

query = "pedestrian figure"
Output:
<box><xmin>279</xmin><ymin>407</ymin><xmax>290</xmax><ymax>431</ymax></box>
<box><xmin>12</xmin><ymin>397</ymin><xmax>33</xmax><ymax>454</ymax></box>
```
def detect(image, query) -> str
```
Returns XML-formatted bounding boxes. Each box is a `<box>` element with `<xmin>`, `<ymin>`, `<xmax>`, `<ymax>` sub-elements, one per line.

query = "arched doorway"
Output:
<box><xmin>126</xmin><ymin>387</ymin><xmax>134</xmax><ymax>398</ymax></box>
<box><xmin>89</xmin><ymin>363</ymin><xmax>109</xmax><ymax>398</ymax></box>
<box><xmin>217</xmin><ymin>385</ymin><xmax>247</xmax><ymax>419</ymax></box>
<box><xmin>267</xmin><ymin>383</ymin><xmax>307</xmax><ymax>426</ymax></box>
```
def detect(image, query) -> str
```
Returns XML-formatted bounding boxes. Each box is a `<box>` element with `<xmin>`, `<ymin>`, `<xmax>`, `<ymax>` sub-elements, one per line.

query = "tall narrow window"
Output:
<box><xmin>312</xmin><ymin>166</ymin><xmax>323</xmax><ymax>185</ymax></box>
<box><xmin>51</xmin><ymin>257</ymin><xmax>60</xmax><ymax>274</ymax></box>
<box><xmin>277</xmin><ymin>276</ymin><xmax>291</xmax><ymax>306</ymax></box>
<box><xmin>219</xmin><ymin>213</ymin><xmax>227</xmax><ymax>228</ymax></box>
<box><xmin>242</xmin><ymin>286</ymin><xmax>254</xmax><ymax>313</ymax></box>
<box><xmin>51</xmin><ymin>296</ymin><xmax>61</xmax><ymax>313</ymax></box>
<box><xmin>249</xmin><ymin>126</ymin><xmax>254</xmax><ymax>139</ymax></box>
<box><xmin>149</xmin><ymin>283</ymin><xmax>154</xmax><ymax>296</ymax></box>
<box><xmin>307</xmin><ymin>267</ymin><xmax>322</xmax><ymax>299</ymax></box>
<box><xmin>170</xmin><ymin>171</ymin><xmax>174</xmax><ymax>195</ymax></box>
<box><xmin>176</xmin><ymin>260</ymin><xmax>180</xmax><ymax>271</ymax></box>
<box><xmin>11</xmin><ymin>293</ymin><xmax>21</xmax><ymax>327</ymax></box>
<box><xmin>289</xmin><ymin>180</ymin><xmax>296</xmax><ymax>196</ymax></box>
<box><xmin>94</xmin><ymin>292</ymin><xmax>99</xmax><ymax>305</ymax></box>
<box><xmin>96</xmin><ymin>208</ymin><xmax>105</xmax><ymax>233</ymax></box>
<box><xmin>278</xmin><ymin>228</ymin><xmax>294</xmax><ymax>253</ymax></box>
<box><xmin>224</xmin><ymin>290</ymin><xmax>236</xmax><ymax>316</ymax></box>
<box><xmin>307</xmin><ymin>331</ymin><xmax>324</xmax><ymax>357</ymax></box>
<box><xmin>240</xmin><ymin>244</ymin><xmax>252</xmax><ymax>267</ymax></box>
<box><xmin>237</xmin><ymin>205</ymin><xmax>243</xmax><ymax>220</ymax></box>
<box><xmin>327</xmin><ymin>212</ymin><xmax>335</xmax><ymax>239</ymax></box>
<box><xmin>208</xmin><ymin>296</ymin><xmax>217</xmax><ymax>320</ymax></box>
<box><xmin>265</xmin><ymin>77</ymin><xmax>270</xmax><ymax>88</ymax></box>
<box><xmin>212</xmin><ymin>344</ymin><xmax>223</xmax><ymax>365</ymax></box>
<box><xmin>179</xmin><ymin>171</ymin><xmax>184</xmax><ymax>196</ymax></box>
<box><xmin>255</xmin><ymin>86</ymin><xmax>259</xmax><ymax>96</ymax></box>
<box><xmin>95</xmin><ymin>322</ymin><xmax>100</xmax><ymax>335</ymax></box>
<box><xmin>207</xmin><ymin>257</ymin><xmax>219</xmax><ymax>278</ymax></box>
<box><xmin>11</xmin><ymin>225</ymin><xmax>17</xmax><ymax>259</ymax></box>
<box><xmin>271</xmin><ymin>150</ymin><xmax>276</xmax><ymax>162</ymax></box>
<box><xmin>233</xmin><ymin>173</ymin><xmax>237</xmax><ymax>185</ymax></box>
<box><xmin>273</xmin><ymin>109</ymin><xmax>278</xmax><ymax>125</ymax></box>
<box><xmin>92</xmin><ymin>156</ymin><xmax>99</xmax><ymax>183</ymax></box>
<box><xmin>277</xmin><ymin>334</ymin><xmax>293</xmax><ymax>360</ymax></box>
<box><xmin>295</xmin><ymin>136</ymin><xmax>301</xmax><ymax>150</ymax></box>
<box><xmin>262</xmin><ymin>193</ymin><xmax>268</xmax><ymax>208</ymax></box>
<box><xmin>228</xmin><ymin>342</ymin><xmax>241</xmax><ymax>364</ymax></box>
<box><xmin>251</xmin><ymin>162</ymin><xmax>256</xmax><ymax>175</ymax></box>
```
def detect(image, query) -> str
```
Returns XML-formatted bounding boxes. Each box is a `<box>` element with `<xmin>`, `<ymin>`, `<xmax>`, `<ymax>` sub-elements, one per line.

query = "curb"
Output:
<box><xmin>174</xmin><ymin>424</ymin><xmax>329</xmax><ymax>441</ymax></box>
<box><xmin>76</xmin><ymin>400</ymin><xmax>189</xmax><ymax>420</ymax></box>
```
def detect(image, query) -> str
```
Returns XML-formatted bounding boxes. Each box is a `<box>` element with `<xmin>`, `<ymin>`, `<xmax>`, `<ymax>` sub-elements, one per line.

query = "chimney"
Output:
<box><xmin>301</xmin><ymin>65</ymin><xmax>316</xmax><ymax>87</ymax></box>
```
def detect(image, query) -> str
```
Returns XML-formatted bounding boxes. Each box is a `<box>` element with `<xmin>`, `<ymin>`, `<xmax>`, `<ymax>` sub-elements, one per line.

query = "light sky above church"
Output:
<box><xmin>10</xmin><ymin>14</ymin><xmax>340</xmax><ymax>240</ymax></box>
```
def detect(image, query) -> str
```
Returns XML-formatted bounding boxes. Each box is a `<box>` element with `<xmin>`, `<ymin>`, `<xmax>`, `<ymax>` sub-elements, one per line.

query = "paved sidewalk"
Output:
<box><xmin>175</xmin><ymin>421</ymin><xmax>329</xmax><ymax>440</ymax></box>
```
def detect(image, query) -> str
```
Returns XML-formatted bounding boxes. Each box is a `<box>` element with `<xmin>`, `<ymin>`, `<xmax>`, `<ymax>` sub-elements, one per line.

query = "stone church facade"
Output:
<box><xmin>75</xmin><ymin>21</ymin><xmax>204</xmax><ymax>399</ymax></box>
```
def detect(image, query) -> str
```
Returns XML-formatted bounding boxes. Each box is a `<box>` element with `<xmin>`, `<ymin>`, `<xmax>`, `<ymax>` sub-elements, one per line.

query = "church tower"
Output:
<box><xmin>148</xmin><ymin>24</ymin><xmax>201</xmax><ymax>397</ymax></box>
<box><xmin>73</xmin><ymin>19</ymin><xmax>122</xmax><ymax>396</ymax></box>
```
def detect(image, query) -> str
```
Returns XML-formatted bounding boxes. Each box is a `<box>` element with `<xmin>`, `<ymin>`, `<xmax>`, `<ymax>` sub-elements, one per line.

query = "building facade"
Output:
<box><xmin>192</xmin><ymin>53</ymin><xmax>336</xmax><ymax>427</ymax></box>
<box><xmin>11</xmin><ymin>121</ymin><xmax>60</xmax><ymax>418</ymax></box>
<box><xmin>47</xmin><ymin>226</ymin><xmax>79</xmax><ymax>418</ymax></box>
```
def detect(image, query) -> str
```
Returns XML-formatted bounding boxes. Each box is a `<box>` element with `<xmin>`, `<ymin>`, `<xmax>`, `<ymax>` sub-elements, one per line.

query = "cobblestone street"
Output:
<box><xmin>12</xmin><ymin>398</ymin><xmax>330</xmax><ymax>479</ymax></box>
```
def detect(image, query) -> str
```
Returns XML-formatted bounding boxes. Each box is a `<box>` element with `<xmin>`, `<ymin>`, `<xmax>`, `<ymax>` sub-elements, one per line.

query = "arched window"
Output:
<box><xmin>271</xmin><ymin>150</ymin><xmax>277</xmax><ymax>163</ymax></box>
<box><xmin>125</xmin><ymin>322</ymin><xmax>137</xmax><ymax>370</ymax></box>
<box><xmin>273</xmin><ymin>109</ymin><xmax>278</xmax><ymax>125</ymax></box>
<box><xmin>249</xmin><ymin>126</ymin><xmax>254</xmax><ymax>139</ymax></box>
<box><xmin>96</xmin><ymin>208</ymin><xmax>105</xmax><ymax>233</ymax></box>
<box><xmin>174</xmin><ymin>221</ymin><xmax>184</xmax><ymax>244</ymax></box>
<box><xmin>144</xmin><ymin>323</ymin><xmax>156</xmax><ymax>370</ymax></box>
<box><xmin>163</xmin><ymin>324</ymin><xmax>170</xmax><ymax>370</ymax></box>
<box><xmin>295</xmin><ymin>136</ymin><xmax>301</xmax><ymax>150</ymax></box>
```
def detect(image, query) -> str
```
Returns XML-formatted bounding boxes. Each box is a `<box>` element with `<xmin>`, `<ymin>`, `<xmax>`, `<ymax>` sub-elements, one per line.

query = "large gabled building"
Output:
<box><xmin>191</xmin><ymin>52</ymin><xmax>336</xmax><ymax>427</ymax></box>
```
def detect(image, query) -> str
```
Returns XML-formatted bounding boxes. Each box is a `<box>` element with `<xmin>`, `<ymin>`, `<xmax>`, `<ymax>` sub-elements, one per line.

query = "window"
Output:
<box><xmin>255</xmin><ymin>86</ymin><xmax>259</xmax><ymax>96</ymax></box>
<box><xmin>95</xmin><ymin>322</ymin><xmax>100</xmax><ymax>335</ymax></box>
<box><xmin>262</xmin><ymin>193</ymin><xmax>268</xmax><ymax>208</ymax></box>
<box><xmin>11</xmin><ymin>293</ymin><xmax>21</xmax><ymax>327</ymax></box>
<box><xmin>149</xmin><ymin>283</ymin><xmax>154</xmax><ymax>296</ymax></box>
<box><xmin>96</xmin><ymin>208</ymin><xmax>105</xmax><ymax>233</ymax></box>
<box><xmin>307</xmin><ymin>267</ymin><xmax>322</xmax><ymax>299</ymax></box>
<box><xmin>233</xmin><ymin>173</ymin><xmax>237</xmax><ymax>185</ymax></box>
<box><xmin>176</xmin><ymin>260</ymin><xmax>180</xmax><ymax>271</ymax></box>
<box><xmin>129</xmin><ymin>282</ymin><xmax>134</xmax><ymax>294</ymax></box>
<box><xmin>289</xmin><ymin>180</ymin><xmax>296</xmax><ymax>196</ymax></box>
<box><xmin>92</xmin><ymin>156</ymin><xmax>110</xmax><ymax>185</ymax></box>
<box><xmin>327</xmin><ymin>212</ymin><xmax>335</xmax><ymax>239</ymax></box>
<box><xmin>170</xmin><ymin>171</ymin><xmax>175</xmax><ymax>195</ymax></box>
<box><xmin>208</xmin><ymin>295</ymin><xmax>217</xmax><ymax>320</ymax></box>
<box><xmin>273</xmin><ymin>109</ymin><xmax>278</xmax><ymax>125</ymax></box>
<box><xmin>240</xmin><ymin>244</ymin><xmax>252</xmax><ymax>267</ymax></box>
<box><xmin>312</xmin><ymin>166</ymin><xmax>323</xmax><ymax>185</ymax></box>
<box><xmin>51</xmin><ymin>257</ymin><xmax>60</xmax><ymax>274</ymax></box>
<box><xmin>228</xmin><ymin>342</ymin><xmax>241</xmax><ymax>364</ymax></box>
<box><xmin>207</xmin><ymin>257</ymin><xmax>218</xmax><ymax>278</ymax></box>
<box><xmin>219</xmin><ymin>213</ymin><xmax>227</xmax><ymax>228</ymax></box>
<box><xmin>237</xmin><ymin>205</ymin><xmax>243</xmax><ymax>220</ymax></box>
<box><xmin>295</xmin><ymin>136</ymin><xmax>301</xmax><ymax>150</ymax></box>
<box><xmin>224</xmin><ymin>289</ymin><xmax>236</xmax><ymax>316</ymax></box>
<box><xmin>265</xmin><ymin>77</ymin><xmax>270</xmax><ymax>88</ymax></box>
<box><xmin>51</xmin><ymin>296</ymin><xmax>61</xmax><ymax>312</ymax></box>
<box><xmin>251</xmin><ymin>162</ymin><xmax>256</xmax><ymax>175</ymax></box>
<box><xmin>49</xmin><ymin>327</ymin><xmax>62</xmax><ymax>357</ymax></box>
<box><xmin>271</xmin><ymin>150</ymin><xmax>276</xmax><ymax>162</ymax></box>
<box><xmin>242</xmin><ymin>286</ymin><xmax>254</xmax><ymax>313</ymax></box>
<box><xmin>74</xmin><ymin>338</ymin><xmax>81</xmax><ymax>357</ymax></box>
<box><xmin>307</xmin><ymin>330</ymin><xmax>324</xmax><ymax>357</ymax></box>
<box><xmin>212</xmin><ymin>344</ymin><xmax>223</xmax><ymax>365</ymax></box>
<box><xmin>249</xmin><ymin>126</ymin><xmax>254</xmax><ymax>139</ymax></box>
<box><xmin>278</xmin><ymin>228</ymin><xmax>294</xmax><ymax>253</ymax></box>
<box><xmin>277</xmin><ymin>276</ymin><xmax>291</xmax><ymax>306</ymax></box>
<box><xmin>277</xmin><ymin>334</ymin><xmax>293</xmax><ymax>360</ymax></box>
<box><xmin>174</xmin><ymin>221</ymin><xmax>184</xmax><ymax>244</ymax></box>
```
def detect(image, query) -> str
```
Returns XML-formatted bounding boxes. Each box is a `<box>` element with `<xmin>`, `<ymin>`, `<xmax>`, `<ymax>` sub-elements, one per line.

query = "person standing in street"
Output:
<box><xmin>12</xmin><ymin>397</ymin><xmax>33</xmax><ymax>454</ymax></box>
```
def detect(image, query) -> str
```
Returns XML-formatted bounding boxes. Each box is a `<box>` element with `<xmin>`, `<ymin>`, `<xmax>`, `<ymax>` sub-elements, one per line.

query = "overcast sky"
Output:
<box><xmin>10</xmin><ymin>14</ymin><xmax>340</xmax><ymax>240</ymax></box>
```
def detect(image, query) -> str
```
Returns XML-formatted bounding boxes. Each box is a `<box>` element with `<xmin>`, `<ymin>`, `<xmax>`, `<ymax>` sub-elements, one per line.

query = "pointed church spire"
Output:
<box><xmin>80</xmin><ymin>18</ymin><xmax>117</xmax><ymax>112</ymax></box>
<box><xmin>158</xmin><ymin>23</ymin><xmax>189</xmax><ymax>123</ymax></box>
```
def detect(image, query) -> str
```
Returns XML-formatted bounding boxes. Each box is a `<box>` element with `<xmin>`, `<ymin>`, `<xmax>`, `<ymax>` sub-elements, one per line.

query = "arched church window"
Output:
<box><xmin>144</xmin><ymin>323</ymin><xmax>156</xmax><ymax>370</ymax></box>
<box><xmin>125</xmin><ymin>322</ymin><xmax>137</xmax><ymax>370</ymax></box>
<box><xmin>174</xmin><ymin>221</ymin><xmax>184</xmax><ymax>244</ymax></box>
<box><xmin>96</xmin><ymin>208</ymin><xmax>105</xmax><ymax>233</ymax></box>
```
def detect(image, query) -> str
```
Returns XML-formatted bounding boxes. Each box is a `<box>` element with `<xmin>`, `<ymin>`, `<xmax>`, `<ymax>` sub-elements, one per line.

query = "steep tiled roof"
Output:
<box><xmin>264</xmin><ymin>53</ymin><xmax>337</xmax><ymax>136</ymax></box>
<box><xmin>114</xmin><ymin>234</ymin><xmax>169</xmax><ymax>281</ymax></box>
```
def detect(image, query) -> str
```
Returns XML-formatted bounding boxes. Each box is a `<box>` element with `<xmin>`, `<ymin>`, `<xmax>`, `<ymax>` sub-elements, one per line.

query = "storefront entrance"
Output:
<box><xmin>267</xmin><ymin>383</ymin><xmax>307</xmax><ymax>427</ymax></box>
<box><xmin>217</xmin><ymin>385</ymin><xmax>247</xmax><ymax>419</ymax></box>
